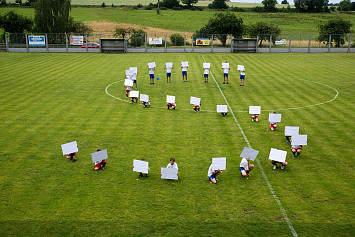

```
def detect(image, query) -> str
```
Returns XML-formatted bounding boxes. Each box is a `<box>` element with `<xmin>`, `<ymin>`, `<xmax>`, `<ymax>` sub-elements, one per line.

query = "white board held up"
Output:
<box><xmin>166</xmin><ymin>62</ymin><xmax>173</xmax><ymax>68</ymax></box>
<box><xmin>284</xmin><ymin>126</ymin><xmax>299</xmax><ymax>136</ymax></box>
<box><xmin>240</xmin><ymin>147</ymin><xmax>259</xmax><ymax>161</ymax></box>
<box><xmin>222</xmin><ymin>63</ymin><xmax>229</xmax><ymax>69</ymax></box>
<box><xmin>148</xmin><ymin>62</ymin><xmax>156</xmax><ymax>68</ymax></box>
<box><xmin>212</xmin><ymin>157</ymin><xmax>226</xmax><ymax>170</ymax></box>
<box><xmin>269</xmin><ymin>148</ymin><xmax>287</xmax><ymax>163</ymax></box>
<box><xmin>140</xmin><ymin>94</ymin><xmax>149</xmax><ymax>102</ymax></box>
<box><xmin>129</xmin><ymin>91</ymin><xmax>139</xmax><ymax>98</ymax></box>
<box><xmin>129</xmin><ymin>67</ymin><xmax>137</xmax><ymax>74</ymax></box>
<box><xmin>61</xmin><ymin>141</ymin><xmax>78</xmax><ymax>155</ymax></box>
<box><xmin>269</xmin><ymin>113</ymin><xmax>282</xmax><ymax>123</ymax></box>
<box><xmin>91</xmin><ymin>149</ymin><xmax>108</xmax><ymax>163</ymax></box>
<box><xmin>217</xmin><ymin>105</ymin><xmax>228</xmax><ymax>113</ymax></box>
<box><xmin>291</xmin><ymin>135</ymin><xmax>307</xmax><ymax>146</ymax></box>
<box><xmin>203</xmin><ymin>63</ymin><xmax>210</xmax><ymax>69</ymax></box>
<box><xmin>133</xmin><ymin>159</ymin><xmax>149</xmax><ymax>174</ymax></box>
<box><xmin>124</xmin><ymin>79</ymin><xmax>133</xmax><ymax>87</ymax></box>
<box><xmin>249</xmin><ymin>106</ymin><xmax>261</xmax><ymax>115</ymax></box>
<box><xmin>181</xmin><ymin>61</ymin><xmax>189</xmax><ymax>67</ymax></box>
<box><xmin>161</xmin><ymin>167</ymin><xmax>178</xmax><ymax>180</ymax></box>
<box><xmin>237</xmin><ymin>65</ymin><xmax>245</xmax><ymax>71</ymax></box>
<box><xmin>190</xmin><ymin>96</ymin><xmax>201</xmax><ymax>106</ymax></box>
<box><xmin>166</xmin><ymin>95</ymin><xmax>175</xmax><ymax>104</ymax></box>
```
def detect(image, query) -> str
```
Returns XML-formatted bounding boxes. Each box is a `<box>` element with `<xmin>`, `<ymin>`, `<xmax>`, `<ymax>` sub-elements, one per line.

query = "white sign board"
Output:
<box><xmin>166</xmin><ymin>95</ymin><xmax>175</xmax><ymax>104</ymax></box>
<box><xmin>61</xmin><ymin>141</ymin><xmax>78</xmax><ymax>155</ymax></box>
<box><xmin>212</xmin><ymin>157</ymin><xmax>226</xmax><ymax>170</ymax></box>
<box><xmin>161</xmin><ymin>167</ymin><xmax>178</xmax><ymax>180</ymax></box>
<box><xmin>190</xmin><ymin>96</ymin><xmax>201</xmax><ymax>106</ymax></box>
<box><xmin>222</xmin><ymin>63</ymin><xmax>229</xmax><ymax>69</ymax></box>
<box><xmin>275</xmin><ymin>39</ymin><xmax>286</xmax><ymax>45</ymax></box>
<box><xmin>249</xmin><ymin>106</ymin><xmax>261</xmax><ymax>115</ymax></box>
<box><xmin>28</xmin><ymin>35</ymin><xmax>46</xmax><ymax>47</ymax></box>
<box><xmin>91</xmin><ymin>149</ymin><xmax>108</xmax><ymax>163</ymax></box>
<box><xmin>240</xmin><ymin>147</ymin><xmax>259</xmax><ymax>161</ymax></box>
<box><xmin>269</xmin><ymin>148</ymin><xmax>287</xmax><ymax>163</ymax></box>
<box><xmin>166</xmin><ymin>62</ymin><xmax>173</xmax><ymax>68</ymax></box>
<box><xmin>129</xmin><ymin>67</ymin><xmax>137</xmax><ymax>74</ymax></box>
<box><xmin>203</xmin><ymin>63</ymin><xmax>210</xmax><ymax>69</ymax></box>
<box><xmin>217</xmin><ymin>105</ymin><xmax>228</xmax><ymax>113</ymax></box>
<box><xmin>237</xmin><ymin>65</ymin><xmax>245</xmax><ymax>71</ymax></box>
<box><xmin>149</xmin><ymin>38</ymin><xmax>163</xmax><ymax>45</ymax></box>
<box><xmin>124</xmin><ymin>79</ymin><xmax>133</xmax><ymax>87</ymax></box>
<box><xmin>148</xmin><ymin>62</ymin><xmax>156</xmax><ymax>68</ymax></box>
<box><xmin>70</xmin><ymin>35</ymin><xmax>84</xmax><ymax>46</ymax></box>
<box><xmin>269</xmin><ymin>113</ymin><xmax>281</xmax><ymax>123</ymax></box>
<box><xmin>285</xmin><ymin>126</ymin><xmax>299</xmax><ymax>136</ymax></box>
<box><xmin>125</xmin><ymin>69</ymin><xmax>134</xmax><ymax>79</ymax></box>
<box><xmin>140</xmin><ymin>94</ymin><xmax>149</xmax><ymax>102</ymax></box>
<box><xmin>133</xmin><ymin>159</ymin><xmax>149</xmax><ymax>174</ymax></box>
<box><xmin>291</xmin><ymin>135</ymin><xmax>308</xmax><ymax>146</ymax></box>
<box><xmin>181</xmin><ymin>61</ymin><xmax>189</xmax><ymax>67</ymax></box>
<box><xmin>129</xmin><ymin>91</ymin><xmax>139</xmax><ymax>98</ymax></box>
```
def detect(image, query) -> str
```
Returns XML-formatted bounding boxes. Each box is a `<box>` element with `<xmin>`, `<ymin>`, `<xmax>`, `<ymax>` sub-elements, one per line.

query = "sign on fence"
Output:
<box><xmin>275</xmin><ymin>39</ymin><xmax>286</xmax><ymax>45</ymax></box>
<box><xmin>28</xmin><ymin>35</ymin><xmax>45</xmax><ymax>47</ymax></box>
<box><xmin>196</xmin><ymin>38</ymin><xmax>210</xmax><ymax>46</ymax></box>
<box><xmin>149</xmin><ymin>38</ymin><xmax>163</xmax><ymax>45</ymax></box>
<box><xmin>70</xmin><ymin>35</ymin><xmax>84</xmax><ymax>46</ymax></box>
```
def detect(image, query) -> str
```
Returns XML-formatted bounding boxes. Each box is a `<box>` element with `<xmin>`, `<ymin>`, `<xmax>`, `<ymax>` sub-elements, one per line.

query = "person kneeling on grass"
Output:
<box><xmin>221</xmin><ymin>110</ymin><xmax>229</xmax><ymax>116</ymax></box>
<box><xmin>239</xmin><ymin>157</ymin><xmax>254</xmax><ymax>178</ymax></box>
<box><xmin>208</xmin><ymin>164</ymin><xmax>222</xmax><ymax>184</ymax></box>
<box><xmin>131</xmin><ymin>96</ymin><xmax>138</xmax><ymax>104</ymax></box>
<box><xmin>125</xmin><ymin>85</ymin><xmax>132</xmax><ymax>98</ymax></box>
<box><xmin>271</xmin><ymin>158</ymin><xmax>288</xmax><ymax>170</ymax></box>
<box><xmin>66</xmin><ymin>152</ymin><xmax>77</xmax><ymax>162</ymax></box>
<box><xmin>291</xmin><ymin>145</ymin><xmax>302</xmax><ymax>158</ymax></box>
<box><xmin>167</xmin><ymin>102</ymin><xmax>176</xmax><ymax>110</ymax></box>
<box><xmin>252</xmin><ymin>114</ymin><xmax>259</xmax><ymax>122</ymax></box>
<box><xmin>142</xmin><ymin>100</ymin><xmax>150</xmax><ymax>108</ymax></box>
<box><xmin>193</xmin><ymin>102</ymin><xmax>201</xmax><ymax>113</ymax></box>
<box><xmin>136</xmin><ymin>158</ymin><xmax>149</xmax><ymax>178</ymax></box>
<box><xmin>270</xmin><ymin>111</ymin><xmax>277</xmax><ymax>131</ymax></box>
<box><xmin>94</xmin><ymin>149</ymin><xmax>107</xmax><ymax>171</ymax></box>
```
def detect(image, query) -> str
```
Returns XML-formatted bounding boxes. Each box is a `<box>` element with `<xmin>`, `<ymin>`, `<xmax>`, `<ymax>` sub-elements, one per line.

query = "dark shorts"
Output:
<box><xmin>240</xmin><ymin>75</ymin><xmax>245</xmax><ymax>79</ymax></box>
<box><xmin>204</xmin><ymin>74</ymin><xmax>208</xmax><ymax>78</ymax></box>
<box><xmin>239</xmin><ymin>167</ymin><xmax>245</xmax><ymax>173</ymax></box>
<box><xmin>182</xmin><ymin>71</ymin><xmax>187</xmax><ymax>76</ymax></box>
<box><xmin>224</xmin><ymin>73</ymin><xmax>228</xmax><ymax>77</ymax></box>
<box><xmin>167</xmin><ymin>73</ymin><xmax>171</xmax><ymax>77</ymax></box>
<box><xmin>133</xmin><ymin>80</ymin><xmax>137</xmax><ymax>84</ymax></box>
<box><xmin>209</xmin><ymin>174</ymin><xmax>216</xmax><ymax>181</ymax></box>
<box><xmin>149</xmin><ymin>74</ymin><xmax>154</xmax><ymax>79</ymax></box>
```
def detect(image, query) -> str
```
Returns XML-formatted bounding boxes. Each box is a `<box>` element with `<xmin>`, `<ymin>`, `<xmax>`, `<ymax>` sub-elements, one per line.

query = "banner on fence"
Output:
<box><xmin>28</xmin><ymin>35</ymin><xmax>45</xmax><ymax>47</ymax></box>
<box><xmin>275</xmin><ymin>39</ymin><xmax>286</xmax><ymax>45</ymax></box>
<box><xmin>70</xmin><ymin>35</ymin><xmax>84</xmax><ymax>45</ymax></box>
<box><xmin>196</xmin><ymin>38</ymin><xmax>210</xmax><ymax>46</ymax></box>
<box><xmin>149</xmin><ymin>38</ymin><xmax>163</xmax><ymax>45</ymax></box>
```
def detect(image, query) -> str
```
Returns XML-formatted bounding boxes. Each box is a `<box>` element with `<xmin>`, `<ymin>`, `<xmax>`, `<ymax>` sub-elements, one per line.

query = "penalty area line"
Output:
<box><xmin>201</xmin><ymin>55</ymin><xmax>298</xmax><ymax>237</ymax></box>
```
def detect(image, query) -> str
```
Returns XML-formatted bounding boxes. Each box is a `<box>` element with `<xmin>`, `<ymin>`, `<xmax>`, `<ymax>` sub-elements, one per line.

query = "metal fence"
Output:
<box><xmin>1</xmin><ymin>33</ymin><xmax>354</xmax><ymax>53</ymax></box>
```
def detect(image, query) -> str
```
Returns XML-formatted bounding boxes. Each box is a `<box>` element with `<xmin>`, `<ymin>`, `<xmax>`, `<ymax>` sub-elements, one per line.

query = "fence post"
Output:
<box><xmin>289</xmin><ymin>35</ymin><xmax>292</xmax><ymax>53</ymax></box>
<box><xmin>145</xmin><ymin>34</ymin><xmax>147</xmax><ymax>53</ymax></box>
<box><xmin>211</xmin><ymin>34</ymin><xmax>213</xmax><ymax>53</ymax></box>
<box><xmin>86</xmin><ymin>34</ymin><xmax>88</xmax><ymax>52</ymax></box>
<box><xmin>164</xmin><ymin>35</ymin><xmax>167</xmax><ymax>53</ymax></box>
<box><xmin>308</xmin><ymin>35</ymin><xmax>311</xmax><ymax>53</ymax></box>
<box><xmin>256</xmin><ymin>35</ymin><xmax>259</xmax><ymax>53</ymax></box>
<box><xmin>269</xmin><ymin>34</ymin><xmax>272</xmax><ymax>52</ymax></box>
<box><xmin>5</xmin><ymin>33</ymin><xmax>9</xmax><ymax>52</ymax></box>
<box><xmin>184</xmin><ymin>35</ymin><xmax>186</xmax><ymax>53</ymax></box>
<box><xmin>328</xmin><ymin>35</ymin><xmax>331</xmax><ymax>53</ymax></box>
<box><xmin>45</xmin><ymin>34</ymin><xmax>48</xmax><ymax>52</ymax></box>
<box><xmin>230</xmin><ymin>35</ymin><xmax>233</xmax><ymax>53</ymax></box>
<box><xmin>348</xmin><ymin>35</ymin><xmax>351</xmax><ymax>53</ymax></box>
<box><xmin>65</xmin><ymin>33</ymin><xmax>68</xmax><ymax>52</ymax></box>
<box><xmin>192</xmin><ymin>35</ymin><xmax>194</xmax><ymax>53</ymax></box>
<box><xmin>25</xmin><ymin>33</ymin><xmax>29</xmax><ymax>52</ymax></box>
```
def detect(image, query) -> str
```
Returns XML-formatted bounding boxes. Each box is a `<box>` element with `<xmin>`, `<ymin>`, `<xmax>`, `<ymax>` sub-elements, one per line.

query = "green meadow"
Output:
<box><xmin>0</xmin><ymin>52</ymin><xmax>354</xmax><ymax>236</ymax></box>
<box><xmin>1</xmin><ymin>7</ymin><xmax>355</xmax><ymax>35</ymax></box>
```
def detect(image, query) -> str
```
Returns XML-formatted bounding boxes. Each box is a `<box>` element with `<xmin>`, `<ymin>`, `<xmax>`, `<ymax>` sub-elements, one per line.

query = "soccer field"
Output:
<box><xmin>0</xmin><ymin>53</ymin><xmax>354</xmax><ymax>236</ymax></box>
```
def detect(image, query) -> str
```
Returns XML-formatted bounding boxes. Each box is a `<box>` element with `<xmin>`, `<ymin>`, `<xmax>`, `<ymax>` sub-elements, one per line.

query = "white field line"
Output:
<box><xmin>202</xmin><ymin>55</ymin><xmax>298</xmax><ymax>237</ymax></box>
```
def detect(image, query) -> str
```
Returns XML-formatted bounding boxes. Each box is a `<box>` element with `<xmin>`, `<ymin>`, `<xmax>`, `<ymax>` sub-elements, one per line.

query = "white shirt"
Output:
<box><xmin>181</xmin><ymin>66</ymin><xmax>188</xmax><ymax>72</ymax></box>
<box><xmin>167</xmin><ymin>162</ymin><xmax>178</xmax><ymax>170</ymax></box>
<box><xmin>204</xmin><ymin>68</ymin><xmax>210</xmax><ymax>74</ymax></box>
<box><xmin>207</xmin><ymin>164</ymin><xmax>214</xmax><ymax>177</ymax></box>
<box><xmin>224</xmin><ymin>68</ymin><xmax>229</xmax><ymax>74</ymax></box>
<box><xmin>149</xmin><ymin>68</ymin><xmax>155</xmax><ymax>74</ymax></box>
<box><xmin>166</xmin><ymin>68</ymin><xmax>172</xmax><ymax>73</ymax></box>
<box><xmin>240</xmin><ymin>70</ymin><xmax>245</xmax><ymax>76</ymax></box>
<box><xmin>239</xmin><ymin>158</ymin><xmax>249</xmax><ymax>171</ymax></box>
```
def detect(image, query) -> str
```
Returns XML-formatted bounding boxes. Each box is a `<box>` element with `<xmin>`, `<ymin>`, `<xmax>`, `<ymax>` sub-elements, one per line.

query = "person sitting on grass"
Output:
<box><xmin>207</xmin><ymin>164</ymin><xmax>222</xmax><ymax>184</ymax></box>
<box><xmin>239</xmin><ymin>157</ymin><xmax>254</xmax><ymax>178</ymax></box>
<box><xmin>167</xmin><ymin>157</ymin><xmax>178</xmax><ymax>175</ymax></box>
<box><xmin>66</xmin><ymin>152</ymin><xmax>77</xmax><ymax>162</ymax></box>
<box><xmin>94</xmin><ymin>149</ymin><xmax>107</xmax><ymax>171</ymax></box>
<box><xmin>291</xmin><ymin>145</ymin><xmax>302</xmax><ymax>158</ymax></box>
<box><xmin>271</xmin><ymin>158</ymin><xmax>288</xmax><ymax>170</ymax></box>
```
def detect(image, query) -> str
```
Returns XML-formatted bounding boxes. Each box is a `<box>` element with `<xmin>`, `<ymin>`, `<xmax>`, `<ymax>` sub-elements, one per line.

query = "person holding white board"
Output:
<box><xmin>269</xmin><ymin>148</ymin><xmax>288</xmax><ymax>170</ymax></box>
<box><xmin>134</xmin><ymin>158</ymin><xmax>149</xmax><ymax>178</ymax></box>
<box><xmin>207</xmin><ymin>164</ymin><xmax>222</xmax><ymax>184</ymax></box>
<box><xmin>203</xmin><ymin>63</ymin><xmax>210</xmax><ymax>83</ymax></box>
<box><xmin>240</xmin><ymin>67</ymin><xmax>245</xmax><ymax>86</ymax></box>
<box><xmin>181</xmin><ymin>61</ymin><xmax>188</xmax><ymax>82</ymax></box>
<box><xmin>291</xmin><ymin>145</ymin><xmax>302</xmax><ymax>158</ymax></box>
<box><xmin>222</xmin><ymin>62</ymin><xmax>230</xmax><ymax>84</ymax></box>
<box><xmin>269</xmin><ymin>111</ymin><xmax>278</xmax><ymax>131</ymax></box>
<box><xmin>148</xmin><ymin>62</ymin><xmax>155</xmax><ymax>85</ymax></box>
<box><xmin>62</xmin><ymin>141</ymin><xmax>78</xmax><ymax>162</ymax></box>
<box><xmin>167</xmin><ymin>158</ymin><xmax>178</xmax><ymax>174</ymax></box>
<box><xmin>239</xmin><ymin>157</ymin><xmax>254</xmax><ymax>178</ymax></box>
<box><xmin>93</xmin><ymin>149</ymin><xmax>107</xmax><ymax>171</ymax></box>
<box><xmin>165</xmin><ymin>62</ymin><xmax>173</xmax><ymax>83</ymax></box>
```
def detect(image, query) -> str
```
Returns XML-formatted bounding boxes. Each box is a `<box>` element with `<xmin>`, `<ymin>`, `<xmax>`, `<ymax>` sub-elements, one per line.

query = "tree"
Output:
<box><xmin>247</xmin><ymin>22</ymin><xmax>281</xmax><ymax>47</ymax></box>
<box><xmin>208</xmin><ymin>0</ymin><xmax>228</xmax><ymax>9</ymax></box>
<box><xmin>0</xmin><ymin>11</ymin><xmax>33</xmax><ymax>33</ymax></box>
<box><xmin>170</xmin><ymin>33</ymin><xmax>184</xmax><ymax>46</ymax></box>
<box><xmin>318</xmin><ymin>18</ymin><xmax>352</xmax><ymax>47</ymax></box>
<box><xmin>262</xmin><ymin>0</ymin><xmax>278</xmax><ymax>12</ymax></box>
<box><xmin>281</xmin><ymin>0</ymin><xmax>288</xmax><ymax>4</ymax></box>
<box><xmin>181</xmin><ymin>0</ymin><xmax>198</xmax><ymax>8</ymax></box>
<box><xmin>161</xmin><ymin>0</ymin><xmax>180</xmax><ymax>8</ymax></box>
<box><xmin>113</xmin><ymin>27</ymin><xmax>133</xmax><ymax>38</ymax></box>
<box><xmin>294</xmin><ymin>0</ymin><xmax>328</xmax><ymax>12</ymax></box>
<box><xmin>338</xmin><ymin>0</ymin><xmax>352</xmax><ymax>11</ymax></box>
<box><xmin>129</xmin><ymin>29</ymin><xmax>147</xmax><ymax>47</ymax></box>
<box><xmin>196</xmin><ymin>12</ymin><xmax>244</xmax><ymax>46</ymax></box>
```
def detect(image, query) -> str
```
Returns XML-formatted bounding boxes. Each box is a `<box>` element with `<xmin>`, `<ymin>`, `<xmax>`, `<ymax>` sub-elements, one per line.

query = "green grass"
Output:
<box><xmin>1</xmin><ymin>7</ymin><xmax>355</xmax><ymax>35</ymax></box>
<box><xmin>0</xmin><ymin>52</ymin><xmax>354</xmax><ymax>236</ymax></box>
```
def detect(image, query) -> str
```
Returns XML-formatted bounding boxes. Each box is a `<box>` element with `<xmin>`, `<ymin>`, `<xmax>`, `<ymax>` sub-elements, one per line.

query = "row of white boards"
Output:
<box><xmin>146</xmin><ymin>62</ymin><xmax>245</xmax><ymax>70</ymax></box>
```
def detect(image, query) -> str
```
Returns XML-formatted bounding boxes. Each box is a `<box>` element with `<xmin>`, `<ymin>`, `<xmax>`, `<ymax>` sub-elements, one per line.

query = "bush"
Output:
<box><xmin>170</xmin><ymin>33</ymin><xmax>185</xmax><ymax>46</ymax></box>
<box><xmin>101</xmin><ymin>2</ymin><xmax>106</xmax><ymax>7</ymax></box>
<box><xmin>0</xmin><ymin>0</ymin><xmax>7</xmax><ymax>5</ymax></box>
<box><xmin>208</xmin><ymin>0</ymin><xmax>228</xmax><ymax>9</ymax></box>
<box><xmin>161</xmin><ymin>0</ymin><xmax>180</xmax><ymax>9</ymax></box>
<box><xmin>230</xmin><ymin>6</ymin><xmax>244</xmax><ymax>12</ymax></box>
<box><xmin>137</xmin><ymin>3</ymin><xmax>143</xmax><ymax>8</ymax></box>
<box><xmin>172</xmin><ymin>6</ymin><xmax>182</xmax><ymax>10</ymax></box>
<box><xmin>145</xmin><ymin>5</ymin><xmax>153</xmax><ymax>10</ymax></box>
<box><xmin>251</xmin><ymin>6</ymin><xmax>264</xmax><ymax>12</ymax></box>
<box><xmin>130</xmin><ymin>29</ymin><xmax>146</xmax><ymax>47</ymax></box>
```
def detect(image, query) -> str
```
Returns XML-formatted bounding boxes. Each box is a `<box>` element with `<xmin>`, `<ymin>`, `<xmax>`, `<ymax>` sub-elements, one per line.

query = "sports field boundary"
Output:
<box><xmin>202</xmin><ymin>55</ymin><xmax>298</xmax><ymax>237</ymax></box>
